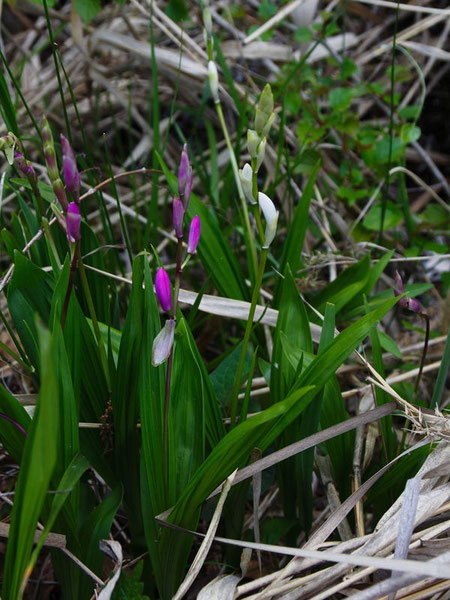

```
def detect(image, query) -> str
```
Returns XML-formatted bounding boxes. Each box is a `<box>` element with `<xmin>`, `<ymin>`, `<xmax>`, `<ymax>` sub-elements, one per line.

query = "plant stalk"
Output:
<box><xmin>163</xmin><ymin>236</ymin><xmax>184</xmax><ymax>470</ymax></box>
<box><xmin>61</xmin><ymin>240</ymin><xmax>80</xmax><ymax>330</ymax></box>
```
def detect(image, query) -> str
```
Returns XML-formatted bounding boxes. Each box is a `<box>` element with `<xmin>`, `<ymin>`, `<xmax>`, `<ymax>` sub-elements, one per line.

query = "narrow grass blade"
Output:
<box><xmin>2</xmin><ymin>323</ymin><xmax>60</xmax><ymax>600</ymax></box>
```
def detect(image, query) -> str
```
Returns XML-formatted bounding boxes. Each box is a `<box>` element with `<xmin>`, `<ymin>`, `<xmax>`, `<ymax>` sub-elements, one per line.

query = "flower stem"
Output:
<box><xmin>215</xmin><ymin>100</ymin><xmax>258</xmax><ymax>280</ymax></box>
<box><xmin>413</xmin><ymin>312</ymin><xmax>430</xmax><ymax>399</ymax></box>
<box><xmin>163</xmin><ymin>236</ymin><xmax>184</xmax><ymax>471</ymax></box>
<box><xmin>61</xmin><ymin>240</ymin><xmax>79</xmax><ymax>330</ymax></box>
<box><xmin>230</xmin><ymin>247</ymin><xmax>268</xmax><ymax>428</ymax></box>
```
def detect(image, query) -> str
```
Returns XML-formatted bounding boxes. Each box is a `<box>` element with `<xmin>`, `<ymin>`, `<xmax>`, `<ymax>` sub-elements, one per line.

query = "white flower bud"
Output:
<box><xmin>203</xmin><ymin>7</ymin><xmax>213</xmax><ymax>36</ymax></box>
<box><xmin>247</xmin><ymin>129</ymin><xmax>261</xmax><ymax>158</ymax></box>
<box><xmin>208</xmin><ymin>61</ymin><xmax>219</xmax><ymax>103</ymax></box>
<box><xmin>255</xmin><ymin>137</ymin><xmax>266</xmax><ymax>171</ymax></box>
<box><xmin>239</xmin><ymin>163</ymin><xmax>256</xmax><ymax>205</ymax></box>
<box><xmin>258</xmin><ymin>192</ymin><xmax>279</xmax><ymax>248</ymax></box>
<box><xmin>261</xmin><ymin>112</ymin><xmax>275</xmax><ymax>138</ymax></box>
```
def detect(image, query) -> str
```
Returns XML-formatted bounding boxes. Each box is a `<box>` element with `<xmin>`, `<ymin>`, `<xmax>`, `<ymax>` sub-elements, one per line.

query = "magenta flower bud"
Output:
<box><xmin>60</xmin><ymin>134</ymin><xmax>80</xmax><ymax>201</ymax></box>
<box><xmin>66</xmin><ymin>201</ymin><xmax>81</xmax><ymax>243</ymax></box>
<box><xmin>178</xmin><ymin>144</ymin><xmax>190</xmax><ymax>196</ymax></box>
<box><xmin>187</xmin><ymin>216</ymin><xmax>201</xmax><ymax>255</ymax></box>
<box><xmin>394</xmin><ymin>271</ymin><xmax>422</xmax><ymax>313</ymax></box>
<box><xmin>152</xmin><ymin>319</ymin><xmax>175</xmax><ymax>366</ymax></box>
<box><xmin>173</xmin><ymin>196</ymin><xmax>185</xmax><ymax>238</ymax></box>
<box><xmin>14</xmin><ymin>152</ymin><xmax>37</xmax><ymax>182</ymax></box>
<box><xmin>155</xmin><ymin>267</ymin><xmax>172</xmax><ymax>312</ymax></box>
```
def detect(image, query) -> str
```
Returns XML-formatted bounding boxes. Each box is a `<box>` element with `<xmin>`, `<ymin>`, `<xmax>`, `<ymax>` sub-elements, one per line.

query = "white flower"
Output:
<box><xmin>258</xmin><ymin>192</ymin><xmax>279</xmax><ymax>248</ymax></box>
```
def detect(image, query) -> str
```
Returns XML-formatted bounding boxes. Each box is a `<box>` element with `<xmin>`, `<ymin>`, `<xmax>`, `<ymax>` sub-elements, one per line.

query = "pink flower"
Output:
<box><xmin>155</xmin><ymin>267</ymin><xmax>172</xmax><ymax>312</ymax></box>
<box><xmin>187</xmin><ymin>216</ymin><xmax>200</xmax><ymax>254</ymax></box>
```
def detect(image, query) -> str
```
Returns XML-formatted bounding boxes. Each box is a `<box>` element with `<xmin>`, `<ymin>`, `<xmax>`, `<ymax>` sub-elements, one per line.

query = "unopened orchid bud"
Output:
<box><xmin>152</xmin><ymin>319</ymin><xmax>175</xmax><ymax>366</ymax></box>
<box><xmin>255</xmin><ymin>84</ymin><xmax>274</xmax><ymax>136</ymax></box>
<box><xmin>42</xmin><ymin>116</ymin><xmax>67</xmax><ymax>210</ymax></box>
<box><xmin>247</xmin><ymin>129</ymin><xmax>261</xmax><ymax>158</ymax></box>
<box><xmin>61</xmin><ymin>134</ymin><xmax>80</xmax><ymax>201</ymax></box>
<box><xmin>255</xmin><ymin>137</ymin><xmax>266</xmax><ymax>171</ymax></box>
<box><xmin>155</xmin><ymin>267</ymin><xmax>172</xmax><ymax>313</ymax></box>
<box><xmin>66</xmin><ymin>201</ymin><xmax>81</xmax><ymax>243</ymax></box>
<box><xmin>208</xmin><ymin>61</ymin><xmax>219</xmax><ymax>103</ymax></box>
<box><xmin>203</xmin><ymin>6</ymin><xmax>213</xmax><ymax>36</ymax></box>
<box><xmin>14</xmin><ymin>152</ymin><xmax>37</xmax><ymax>182</ymax></box>
<box><xmin>187</xmin><ymin>216</ymin><xmax>201</xmax><ymax>254</ymax></box>
<box><xmin>239</xmin><ymin>163</ymin><xmax>256</xmax><ymax>205</ymax></box>
<box><xmin>260</xmin><ymin>112</ymin><xmax>275</xmax><ymax>139</ymax></box>
<box><xmin>394</xmin><ymin>271</ymin><xmax>422</xmax><ymax>313</ymax></box>
<box><xmin>178</xmin><ymin>144</ymin><xmax>190</xmax><ymax>196</ymax></box>
<box><xmin>258</xmin><ymin>192</ymin><xmax>278</xmax><ymax>249</ymax></box>
<box><xmin>0</xmin><ymin>132</ymin><xmax>17</xmax><ymax>165</ymax></box>
<box><xmin>173</xmin><ymin>196</ymin><xmax>185</xmax><ymax>238</ymax></box>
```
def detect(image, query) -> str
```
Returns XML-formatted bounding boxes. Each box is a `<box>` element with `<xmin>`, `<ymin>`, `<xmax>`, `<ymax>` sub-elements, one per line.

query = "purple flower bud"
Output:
<box><xmin>173</xmin><ymin>196</ymin><xmax>185</xmax><ymax>238</ymax></box>
<box><xmin>152</xmin><ymin>319</ymin><xmax>175</xmax><ymax>366</ymax></box>
<box><xmin>14</xmin><ymin>152</ymin><xmax>37</xmax><ymax>182</ymax></box>
<box><xmin>394</xmin><ymin>271</ymin><xmax>422</xmax><ymax>313</ymax></box>
<box><xmin>66</xmin><ymin>201</ymin><xmax>81</xmax><ymax>243</ymax></box>
<box><xmin>178</xmin><ymin>144</ymin><xmax>190</xmax><ymax>196</ymax></box>
<box><xmin>61</xmin><ymin>134</ymin><xmax>80</xmax><ymax>201</ymax></box>
<box><xmin>407</xmin><ymin>298</ymin><xmax>421</xmax><ymax>313</ymax></box>
<box><xmin>187</xmin><ymin>216</ymin><xmax>201</xmax><ymax>255</ymax></box>
<box><xmin>155</xmin><ymin>267</ymin><xmax>172</xmax><ymax>312</ymax></box>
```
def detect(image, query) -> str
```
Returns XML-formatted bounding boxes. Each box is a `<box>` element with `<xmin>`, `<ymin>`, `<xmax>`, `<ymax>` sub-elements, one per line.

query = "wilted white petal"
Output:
<box><xmin>152</xmin><ymin>319</ymin><xmax>175</xmax><ymax>366</ymax></box>
<box><xmin>258</xmin><ymin>192</ymin><xmax>279</xmax><ymax>248</ymax></box>
<box><xmin>239</xmin><ymin>163</ymin><xmax>256</xmax><ymax>205</ymax></box>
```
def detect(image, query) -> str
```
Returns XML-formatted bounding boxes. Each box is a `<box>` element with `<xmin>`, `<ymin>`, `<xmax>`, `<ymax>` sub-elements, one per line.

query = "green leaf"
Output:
<box><xmin>2</xmin><ymin>323</ymin><xmax>59</xmax><ymax>599</ymax></box>
<box><xmin>312</xmin><ymin>255</ymin><xmax>371</xmax><ymax>314</ymax></box>
<box><xmin>400</xmin><ymin>123</ymin><xmax>421</xmax><ymax>144</ymax></box>
<box><xmin>74</xmin><ymin>0</ymin><xmax>101</xmax><ymax>23</ymax></box>
<box><xmin>274</xmin><ymin>162</ymin><xmax>319</xmax><ymax>305</ymax></box>
<box><xmin>363</xmin><ymin>202</ymin><xmax>403</xmax><ymax>231</ymax></box>
<box><xmin>329</xmin><ymin>87</ymin><xmax>354</xmax><ymax>111</ymax></box>
<box><xmin>294</xmin><ymin>26</ymin><xmax>313</xmax><ymax>43</ymax></box>
<box><xmin>0</xmin><ymin>386</ymin><xmax>31</xmax><ymax>463</ymax></box>
<box><xmin>378</xmin><ymin>330</ymin><xmax>402</xmax><ymax>359</ymax></box>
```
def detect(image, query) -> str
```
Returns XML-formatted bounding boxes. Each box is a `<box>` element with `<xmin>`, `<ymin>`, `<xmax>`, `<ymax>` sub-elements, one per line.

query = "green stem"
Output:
<box><xmin>61</xmin><ymin>241</ymin><xmax>79</xmax><ymax>330</ymax></box>
<box><xmin>215</xmin><ymin>101</ymin><xmax>258</xmax><ymax>280</ymax></box>
<box><xmin>78</xmin><ymin>257</ymin><xmax>110</xmax><ymax>391</ymax></box>
<box><xmin>250</xmin><ymin>157</ymin><xmax>265</xmax><ymax>243</ymax></box>
<box><xmin>230</xmin><ymin>248</ymin><xmax>268</xmax><ymax>428</ymax></box>
<box><xmin>163</xmin><ymin>237</ymin><xmax>184</xmax><ymax>474</ymax></box>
